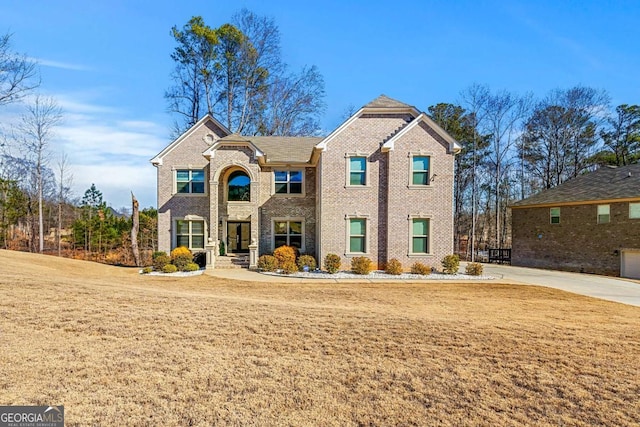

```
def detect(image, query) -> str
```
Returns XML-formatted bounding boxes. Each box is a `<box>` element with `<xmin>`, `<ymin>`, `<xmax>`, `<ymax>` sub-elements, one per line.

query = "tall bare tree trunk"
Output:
<box><xmin>131</xmin><ymin>192</ymin><xmax>140</xmax><ymax>267</ymax></box>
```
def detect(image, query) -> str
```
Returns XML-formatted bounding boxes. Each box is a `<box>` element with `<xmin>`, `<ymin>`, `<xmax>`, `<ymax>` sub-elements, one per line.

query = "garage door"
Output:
<box><xmin>621</xmin><ymin>250</ymin><xmax>640</xmax><ymax>279</ymax></box>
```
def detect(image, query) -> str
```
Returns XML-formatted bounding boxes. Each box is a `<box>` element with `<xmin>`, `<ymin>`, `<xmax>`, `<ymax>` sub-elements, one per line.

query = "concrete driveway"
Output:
<box><xmin>478</xmin><ymin>263</ymin><xmax>640</xmax><ymax>307</ymax></box>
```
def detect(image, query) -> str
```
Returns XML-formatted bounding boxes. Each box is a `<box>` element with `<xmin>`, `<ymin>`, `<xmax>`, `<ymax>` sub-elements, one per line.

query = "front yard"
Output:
<box><xmin>1</xmin><ymin>250</ymin><xmax>638</xmax><ymax>426</ymax></box>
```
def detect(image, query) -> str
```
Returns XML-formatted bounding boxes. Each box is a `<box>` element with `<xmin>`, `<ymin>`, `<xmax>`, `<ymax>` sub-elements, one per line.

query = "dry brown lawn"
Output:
<box><xmin>0</xmin><ymin>250</ymin><xmax>639</xmax><ymax>426</ymax></box>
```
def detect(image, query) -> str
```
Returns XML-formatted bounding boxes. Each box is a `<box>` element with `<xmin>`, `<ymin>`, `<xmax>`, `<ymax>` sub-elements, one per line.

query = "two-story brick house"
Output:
<box><xmin>151</xmin><ymin>95</ymin><xmax>461</xmax><ymax>270</ymax></box>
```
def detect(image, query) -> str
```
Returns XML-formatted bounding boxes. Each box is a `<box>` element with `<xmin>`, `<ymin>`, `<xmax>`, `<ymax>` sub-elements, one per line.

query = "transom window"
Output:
<box><xmin>411</xmin><ymin>218</ymin><xmax>429</xmax><ymax>254</ymax></box>
<box><xmin>275</xmin><ymin>170</ymin><xmax>303</xmax><ymax>194</ymax></box>
<box><xmin>597</xmin><ymin>204</ymin><xmax>610</xmax><ymax>224</ymax></box>
<box><xmin>176</xmin><ymin>169</ymin><xmax>205</xmax><ymax>194</ymax></box>
<box><xmin>228</xmin><ymin>170</ymin><xmax>250</xmax><ymax>201</ymax></box>
<box><xmin>349</xmin><ymin>157</ymin><xmax>366</xmax><ymax>186</ymax></box>
<box><xmin>630</xmin><ymin>202</ymin><xmax>640</xmax><ymax>219</ymax></box>
<box><xmin>412</xmin><ymin>156</ymin><xmax>430</xmax><ymax>185</ymax></box>
<box><xmin>550</xmin><ymin>207</ymin><xmax>561</xmax><ymax>224</ymax></box>
<box><xmin>274</xmin><ymin>220</ymin><xmax>302</xmax><ymax>249</ymax></box>
<box><xmin>349</xmin><ymin>218</ymin><xmax>366</xmax><ymax>253</ymax></box>
<box><xmin>176</xmin><ymin>220</ymin><xmax>204</xmax><ymax>250</ymax></box>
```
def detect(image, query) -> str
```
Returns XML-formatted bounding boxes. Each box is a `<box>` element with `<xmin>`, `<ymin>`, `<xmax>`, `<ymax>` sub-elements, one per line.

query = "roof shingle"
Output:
<box><xmin>363</xmin><ymin>95</ymin><xmax>413</xmax><ymax>109</ymax></box>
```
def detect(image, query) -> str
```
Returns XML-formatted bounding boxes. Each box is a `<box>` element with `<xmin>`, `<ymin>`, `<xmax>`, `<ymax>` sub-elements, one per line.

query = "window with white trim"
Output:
<box><xmin>597</xmin><ymin>204</ymin><xmax>610</xmax><ymax>224</ymax></box>
<box><xmin>274</xmin><ymin>220</ymin><xmax>303</xmax><ymax>250</ymax></box>
<box><xmin>349</xmin><ymin>157</ymin><xmax>366</xmax><ymax>186</ymax></box>
<box><xmin>411</xmin><ymin>156</ymin><xmax>430</xmax><ymax>186</ymax></box>
<box><xmin>176</xmin><ymin>220</ymin><xmax>205</xmax><ymax>249</ymax></box>
<box><xmin>274</xmin><ymin>170</ymin><xmax>303</xmax><ymax>194</ymax></box>
<box><xmin>349</xmin><ymin>218</ymin><xmax>366</xmax><ymax>253</ymax></box>
<box><xmin>411</xmin><ymin>218</ymin><xmax>430</xmax><ymax>254</ymax></box>
<box><xmin>550</xmin><ymin>207</ymin><xmax>560</xmax><ymax>224</ymax></box>
<box><xmin>630</xmin><ymin>202</ymin><xmax>640</xmax><ymax>219</ymax></box>
<box><xmin>176</xmin><ymin>169</ymin><xmax>205</xmax><ymax>194</ymax></box>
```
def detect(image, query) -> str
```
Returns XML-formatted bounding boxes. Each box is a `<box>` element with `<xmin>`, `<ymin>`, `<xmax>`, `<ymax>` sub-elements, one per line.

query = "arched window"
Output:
<box><xmin>228</xmin><ymin>170</ymin><xmax>250</xmax><ymax>201</ymax></box>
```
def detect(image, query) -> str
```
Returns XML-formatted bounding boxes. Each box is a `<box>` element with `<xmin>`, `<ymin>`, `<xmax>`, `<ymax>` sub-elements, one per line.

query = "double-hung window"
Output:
<box><xmin>550</xmin><ymin>207</ymin><xmax>561</xmax><ymax>224</ymax></box>
<box><xmin>630</xmin><ymin>202</ymin><xmax>640</xmax><ymax>219</ymax></box>
<box><xmin>176</xmin><ymin>169</ymin><xmax>205</xmax><ymax>194</ymax></box>
<box><xmin>274</xmin><ymin>220</ymin><xmax>303</xmax><ymax>249</ymax></box>
<box><xmin>349</xmin><ymin>157</ymin><xmax>367</xmax><ymax>186</ymax></box>
<box><xmin>411</xmin><ymin>156</ymin><xmax>430</xmax><ymax>185</ymax></box>
<box><xmin>411</xmin><ymin>218</ymin><xmax>430</xmax><ymax>254</ymax></box>
<box><xmin>176</xmin><ymin>220</ymin><xmax>205</xmax><ymax>250</ymax></box>
<box><xmin>274</xmin><ymin>170</ymin><xmax>303</xmax><ymax>194</ymax></box>
<box><xmin>597</xmin><ymin>204</ymin><xmax>610</xmax><ymax>224</ymax></box>
<box><xmin>349</xmin><ymin>218</ymin><xmax>366</xmax><ymax>253</ymax></box>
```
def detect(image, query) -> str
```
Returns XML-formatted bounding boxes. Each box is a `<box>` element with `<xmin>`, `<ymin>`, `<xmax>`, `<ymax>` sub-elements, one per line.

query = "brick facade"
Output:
<box><xmin>152</xmin><ymin>96</ymin><xmax>460</xmax><ymax>270</ymax></box>
<box><xmin>512</xmin><ymin>202</ymin><xmax>640</xmax><ymax>276</ymax></box>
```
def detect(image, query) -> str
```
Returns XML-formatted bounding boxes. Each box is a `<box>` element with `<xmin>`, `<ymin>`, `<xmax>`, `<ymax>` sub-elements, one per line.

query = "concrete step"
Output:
<box><xmin>216</xmin><ymin>255</ymin><xmax>249</xmax><ymax>269</ymax></box>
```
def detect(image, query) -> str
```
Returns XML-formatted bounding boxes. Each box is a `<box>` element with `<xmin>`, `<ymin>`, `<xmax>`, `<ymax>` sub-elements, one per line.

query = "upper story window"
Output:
<box><xmin>597</xmin><ymin>204</ymin><xmax>610</xmax><ymax>224</ymax></box>
<box><xmin>411</xmin><ymin>156</ymin><xmax>430</xmax><ymax>185</ymax></box>
<box><xmin>176</xmin><ymin>169</ymin><xmax>205</xmax><ymax>194</ymax></box>
<box><xmin>550</xmin><ymin>207</ymin><xmax>561</xmax><ymax>224</ymax></box>
<box><xmin>228</xmin><ymin>170</ymin><xmax>250</xmax><ymax>201</ymax></box>
<box><xmin>349</xmin><ymin>157</ymin><xmax>367</xmax><ymax>186</ymax></box>
<box><xmin>275</xmin><ymin>170</ymin><xmax>303</xmax><ymax>194</ymax></box>
<box><xmin>630</xmin><ymin>202</ymin><xmax>640</xmax><ymax>219</ymax></box>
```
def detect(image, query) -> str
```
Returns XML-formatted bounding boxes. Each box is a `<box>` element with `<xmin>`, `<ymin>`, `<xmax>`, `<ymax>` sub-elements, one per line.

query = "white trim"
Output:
<box><xmin>629</xmin><ymin>202</ymin><xmax>640</xmax><ymax>219</ymax></box>
<box><xmin>550</xmin><ymin>207</ymin><xmax>561</xmax><ymax>224</ymax></box>
<box><xmin>173</xmin><ymin>216</ymin><xmax>207</xmax><ymax>251</ymax></box>
<box><xmin>407</xmin><ymin>152</ymin><xmax>432</xmax><ymax>188</ymax></box>
<box><xmin>345</xmin><ymin>153</ymin><xmax>370</xmax><ymax>188</ymax></box>
<box><xmin>345</xmin><ymin>215</ymin><xmax>370</xmax><ymax>256</ymax></box>
<box><xmin>202</xmin><ymin>139</ymin><xmax>264</xmax><ymax>161</ymax></box>
<box><xmin>381</xmin><ymin>113</ymin><xmax>462</xmax><ymax>154</ymax></box>
<box><xmin>407</xmin><ymin>215</ymin><xmax>433</xmax><ymax>256</ymax></box>
<box><xmin>150</xmin><ymin>115</ymin><xmax>230</xmax><ymax>166</ymax></box>
<box><xmin>271</xmin><ymin>217</ymin><xmax>306</xmax><ymax>252</ymax></box>
<box><xmin>597</xmin><ymin>204</ymin><xmax>610</xmax><ymax>224</ymax></box>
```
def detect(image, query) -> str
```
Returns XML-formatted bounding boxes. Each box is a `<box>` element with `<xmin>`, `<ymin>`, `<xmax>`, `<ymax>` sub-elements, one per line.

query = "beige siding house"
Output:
<box><xmin>151</xmin><ymin>95</ymin><xmax>461</xmax><ymax>270</ymax></box>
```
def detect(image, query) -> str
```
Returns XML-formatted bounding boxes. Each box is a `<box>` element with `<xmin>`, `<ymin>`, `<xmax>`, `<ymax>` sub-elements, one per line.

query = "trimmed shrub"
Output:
<box><xmin>324</xmin><ymin>253</ymin><xmax>341</xmax><ymax>274</ymax></box>
<box><xmin>274</xmin><ymin>245</ymin><xmax>296</xmax><ymax>267</ymax></box>
<box><xmin>297</xmin><ymin>254</ymin><xmax>317</xmax><ymax>271</ymax></box>
<box><xmin>171</xmin><ymin>246</ymin><xmax>193</xmax><ymax>271</ymax></box>
<box><xmin>351</xmin><ymin>256</ymin><xmax>372</xmax><ymax>275</ymax></box>
<box><xmin>153</xmin><ymin>254</ymin><xmax>171</xmax><ymax>271</ymax></box>
<box><xmin>162</xmin><ymin>264</ymin><xmax>178</xmax><ymax>273</ymax></box>
<box><xmin>441</xmin><ymin>254</ymin><xmax>460</xmax><ymax>274</ymax></box>
<box><xmin>411</xmin><ymin>262</ymin><xmax>431</xmax><ymax>275</ymax></box>
<box><xmin>465</xmin><ymin>262</ymin><xmax>483</xmax><ymax>276</ymax></box>
<box><xmin>219</xmin><ymin>241</ymin><xmax>226</xmax><ymax>256</ymax></box>
<box><xmin>385</xmin><ymin>258</ymin><xmax>403</xmax><ymax>275</ymax></box>
<box><xmin>152</xmin><ymin>251</ymin><xmax>167</xmax><ymax>260</ymax></box>
<box><xmin>184</xmin><ymin>262</ymin><xmax>200</xmax><ymax>272</ymax></box>
<box><xmin>141</xmin><ymin>266</ymin><xmax>153</xmax><ymax>274</ymax></box>
<box><xmin>280</xmin><ymin>260</ymin><xmax>298</xmax><ymax>275</ymax></box>
<box><xmin>258</xmin><ymin>254</ymin><xmax>278</xmax><ymax>272</ymax></box>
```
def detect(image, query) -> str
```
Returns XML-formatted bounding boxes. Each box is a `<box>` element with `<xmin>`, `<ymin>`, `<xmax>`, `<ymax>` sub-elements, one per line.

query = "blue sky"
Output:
<box><xmin>1</xmin><ymin>0</ymin><xmax>638</xmax><ymax>209</ymax></box>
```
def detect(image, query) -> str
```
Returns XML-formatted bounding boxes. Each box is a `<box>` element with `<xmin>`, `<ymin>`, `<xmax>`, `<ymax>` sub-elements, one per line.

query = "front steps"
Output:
<box><xmin>216</xmin><ymin>254</ymin><xmax>250</xmax><ymax>269</ymax></box>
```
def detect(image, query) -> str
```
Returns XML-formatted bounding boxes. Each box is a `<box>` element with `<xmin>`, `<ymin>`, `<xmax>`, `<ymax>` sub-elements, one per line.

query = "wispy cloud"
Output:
<box><xmin>32</xmin><ymin>57</ymin><xmax>91</xmax><ymax>71</ymax></box>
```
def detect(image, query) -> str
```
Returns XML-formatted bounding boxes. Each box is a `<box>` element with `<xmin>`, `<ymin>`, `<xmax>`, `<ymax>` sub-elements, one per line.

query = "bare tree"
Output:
<box><xmin>0</xmin><ymin>32</ymin><xmax>39</xmax><ymax>107</ymax></box>
<box><xmin>56</xmin><ymin>153</ymin><xmax>73</xmax><ymax>256</ymax></box>
<box><xmin>131</xmin><ymin>192</ymin><xmax>140</xmax><ymax>267</ymax></box>
<box><xmin>16</xmin><ymin>95</ymin><xmax>63</xmax><ymax>252</ymax></box>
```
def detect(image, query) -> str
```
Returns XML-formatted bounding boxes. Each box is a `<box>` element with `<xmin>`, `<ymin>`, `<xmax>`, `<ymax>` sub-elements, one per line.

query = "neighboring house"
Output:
<box><xmin>511</xmin><ymin>164</ymin><xmax>640</xmax><ymax>278</ymax></box>
<box><xmin>151</xmin><ymin>95</ymin><xmax>461</xmax><ymax>270</ymax></box>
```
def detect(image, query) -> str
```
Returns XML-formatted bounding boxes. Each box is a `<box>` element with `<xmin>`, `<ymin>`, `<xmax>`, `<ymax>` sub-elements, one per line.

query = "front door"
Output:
<box><xmin>227</xmin><ymin>222</ymin><xmax>250</xmax><ymax>253</ymax></box>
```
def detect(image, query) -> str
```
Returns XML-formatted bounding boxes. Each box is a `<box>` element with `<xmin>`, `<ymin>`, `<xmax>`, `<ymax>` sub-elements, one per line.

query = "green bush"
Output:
<box><xmin>441</xmin><ymin>254</ymin><xmax>460</xmax><ymax>274</ymax></box>
<box><xmin>280</xmin><ymin>261</ymin><xmax>298</xmax><ymax>275</ymax></box>
<box><xmin>385</xmin><ymin>258</ymin><xmax>403</xmax><ymax>275</ymax></box>
<box><xmin>162</xmin><ymin>264</ymin><xmax>178</xmax><ymax>273</ymax></box>
<box><xmin>141</xmin><ymin>266</ymin><xmax>153</xmax><ymax>274</ymax></box>
<box><xmin>411</xmin><ymin>262</ymin><xmax>431</xmax><ymax>275</ymax></box>
<box><xmin>351</xmin><ymin>256</ymin><xmax>372</xmax><ymax>275</ymax></box>
<box><xmin>152</xmin><ymin>251</ymin><xmax>167</xmax><ymax>260</ymax></box>
<box><xmin>274</xmin><ymin>245</ymin><xmax>296</xmax><ymax>267</ymax></box>
<box><xmin>184</xmin><ymin>262</ymin><xmax>200</xmax><ymax>272</ymax></box>
<box><xmin>219</xmin><ymin>241</ymin><xmax>226</xmax><ymax>256</ymax></box>
<box><xmin>257</xmin><ymin>254</ymin><xmax>278</xmax><ymax>272</ymax></box>
<box><xmin>171</xmin><ymin>246</ymin><xmax>193</xmax><ymax>271</ymax></box>
<box><xmin>297</xmin><ymin>254</ymin><xmax>317</xmax><ymax>271</ymax></box>
<box><xmin>324</xmin><ymin>253</ymin><xmax>341</xmax><ymax>274</ymax></box>
<box><xmin>153</xmin><ymin>254</ymin><xmax>171</xmax><ymax>271</ymax></box>
<box><xmin>465</xmin><ymin>262</ymin><xmax>483</xmax><ymax>276</ymax></box>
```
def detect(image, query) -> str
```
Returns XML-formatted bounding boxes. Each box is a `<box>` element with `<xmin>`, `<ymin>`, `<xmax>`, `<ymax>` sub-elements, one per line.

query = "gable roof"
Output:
<box><xmin>203</xmin><ymin>134</ymin><xmax>323</xmax><ymax>165</ymax></box>
<box><xmin>150</xmin><ymin>114</ymin><xmax>230</xmax><ymax>166</ymax></box>
<box><xmin>511</xmin><ymin>164</ymin><xmax>640</xmax><ymax>208</ymax></box>
<box><xmin>364</xmin><ymin>94</ymin><xmax>413</xmax><ymax>109</ymax></box>
<box><xmin>381</xmin><ymin>113</ymin><xmax>462</xmax><ymax>154</ymax></box>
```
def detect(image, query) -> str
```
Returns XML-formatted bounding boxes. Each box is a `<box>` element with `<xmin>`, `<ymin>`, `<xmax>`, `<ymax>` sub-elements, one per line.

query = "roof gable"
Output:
<box><xmin>381</xmin><ymin>113</ymin><xmax>462</xmax><ymax>154</ymax></box>
<box><xmin>203</xmin><ymin>135</ymin><xmax>324</xmax><ymax>165</ymax></box>
<box><xmin>512</xmin><ymin>164</ymin><xmax>640</xmax><ymax>208</ymax></box>
<box><xmin>150</xmin><ymin>115</ymin><xmax>230</xmax><ymax>166</ymax></box>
